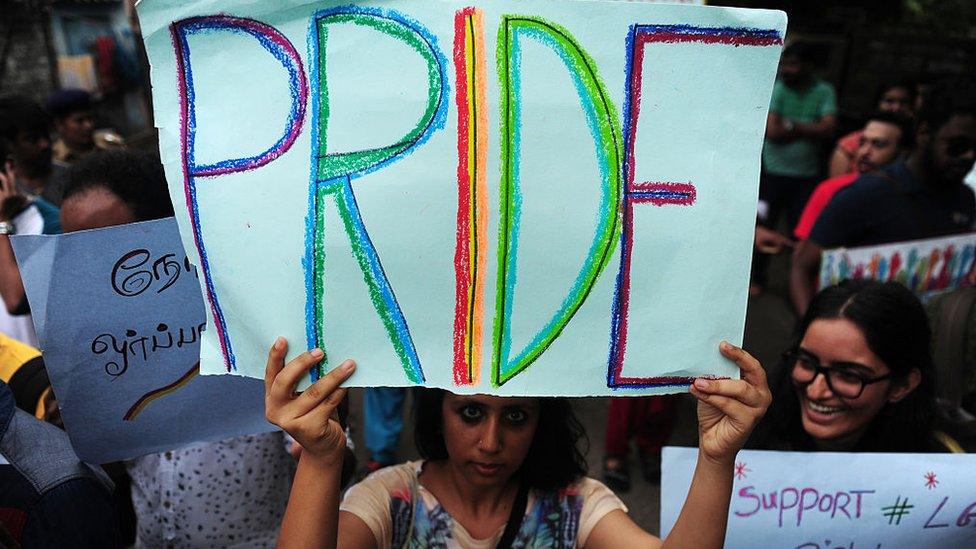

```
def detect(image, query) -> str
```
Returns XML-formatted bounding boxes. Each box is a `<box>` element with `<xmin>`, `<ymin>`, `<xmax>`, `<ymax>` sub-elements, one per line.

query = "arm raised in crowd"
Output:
<box><xmin>265</xmin><ymin>339</ymin><xmax>373</xmax><ymax>549</ymax></box>
<box><xmin>0</xmin><ymin>163</ymin><xmax>28</xmax><ymax>314</ymax></box>
<box><xmin>790</xmin><ymin>180</ymin><xmax>872</xmax><ymax>316</ymax></box>
<box><xmin>790</xmin><ymin>239</ymin><xmax>823</xmax><ymax>315</ymax></box>
<box><xmin>585</xmin><ymin>342</ymin><xmax>771</xmax><ymax>548</ymax></box>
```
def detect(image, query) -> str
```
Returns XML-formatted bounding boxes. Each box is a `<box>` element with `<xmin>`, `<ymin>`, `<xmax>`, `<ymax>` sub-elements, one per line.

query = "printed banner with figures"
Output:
<box><xmin>819</xmin><ymin>233</ymin><xmax>976</xmax><ymax>301</ymax></box>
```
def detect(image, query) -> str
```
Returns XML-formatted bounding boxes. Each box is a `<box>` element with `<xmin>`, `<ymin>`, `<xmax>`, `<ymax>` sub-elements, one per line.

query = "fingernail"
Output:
<box><xmin>720</xmin><ymin>341</ymin><xmax>730</xmax><ymax>351</ymax></box>
<box><xmin>272</xmin><ymin>336</ymin><xmax>284</xmax><ymax>350</ymax></box>
<box><xmin>694</xmin><ymin>378</ymin><xmax>710</xmax><ymax>390</ymax></box>
<box><xmin>341</xmin><ymin>360</ymin><xmax>356</xmax><ymax>372</ymax></box>
<box><xmin>310</xmin><ymin>348</ymin><xmax>324</xmax><ymax>359</ymax></box>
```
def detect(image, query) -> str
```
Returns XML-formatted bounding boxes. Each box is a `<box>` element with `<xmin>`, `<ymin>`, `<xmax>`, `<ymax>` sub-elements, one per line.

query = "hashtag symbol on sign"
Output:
<box><xmin>881</xmin><ymin>496</ymin><xmax>914</xmax><ymax>525</ymax></box>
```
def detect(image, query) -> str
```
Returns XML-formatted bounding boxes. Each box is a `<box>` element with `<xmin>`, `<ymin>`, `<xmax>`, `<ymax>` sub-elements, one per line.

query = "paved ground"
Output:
<box><xmin>344</xmin><ymin>251</ymin><xmax>799</xmax><ymax>535</ymax></box>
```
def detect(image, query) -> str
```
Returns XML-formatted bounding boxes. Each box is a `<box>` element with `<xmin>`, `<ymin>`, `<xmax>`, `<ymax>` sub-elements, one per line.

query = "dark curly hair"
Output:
<box><xmin>750</xmin><ymin>280</ymin><xmax>935</xmax><ymax>452</ymax></box>
<box><xmin>413</xmin><ymin>388</ymin><xmax>588</xmax><ymax>491</ymax></box>
<box><xmin>0</xmin><ymin>95</ymin><xmax>50</xmax><ymax>142</ymax></box>
<box><xmin>64</xmin><ymin>150</ymin><xmax>175</xmax><ymax>222</ymax></box>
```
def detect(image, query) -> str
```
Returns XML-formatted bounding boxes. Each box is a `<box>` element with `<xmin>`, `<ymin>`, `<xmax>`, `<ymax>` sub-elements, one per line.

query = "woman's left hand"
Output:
<box><xmin>689</xmin><ymin>341</ymin><xmax>772</xmax><ymax>465</ymax></box>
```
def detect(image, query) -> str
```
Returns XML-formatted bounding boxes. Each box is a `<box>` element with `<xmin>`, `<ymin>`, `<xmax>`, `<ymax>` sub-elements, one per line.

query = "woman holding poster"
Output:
<box><xmin>752</xmin><ymin>280</ymin><xmax>952</xmax><ymax>453</ymax></box>
<box><xmin>264</xmin><ymin>340</ymin><xmax>771</xmax><ymax>547</ymax></box>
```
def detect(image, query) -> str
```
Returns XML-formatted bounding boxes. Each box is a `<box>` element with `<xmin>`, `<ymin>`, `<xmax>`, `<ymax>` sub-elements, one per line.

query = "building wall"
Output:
<box><xmin>0</xmin><ymin>2</ymin><xmax>57</xmax><ymax>99</ymax></box>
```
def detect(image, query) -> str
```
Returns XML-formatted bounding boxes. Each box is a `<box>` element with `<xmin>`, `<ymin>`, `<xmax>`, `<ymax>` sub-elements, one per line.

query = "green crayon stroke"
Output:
<box><xmin>492</xmin><ymin>16</ymin><xmax>622</xmax><ymax>387</ymax></box>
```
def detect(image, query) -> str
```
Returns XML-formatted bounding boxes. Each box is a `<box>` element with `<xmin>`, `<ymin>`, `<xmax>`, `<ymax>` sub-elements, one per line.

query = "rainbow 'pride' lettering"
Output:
<box><xmin>164</xmin><ymin>3</ymin><xmax>783</xmax><ymax>391</ymax></box>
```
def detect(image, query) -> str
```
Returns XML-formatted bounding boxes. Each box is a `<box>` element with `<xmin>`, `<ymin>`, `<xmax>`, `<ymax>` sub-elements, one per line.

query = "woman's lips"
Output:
<box><xmin>472</xmin><ymin>462</ymin><xmax>504</xmax><ymax>476</ymax></box>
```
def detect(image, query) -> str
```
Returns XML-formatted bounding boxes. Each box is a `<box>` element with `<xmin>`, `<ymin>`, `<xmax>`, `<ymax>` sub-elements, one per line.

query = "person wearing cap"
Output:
<box><xmin>45</xmin><ymin>89</ymin><xmax>125</xmax><ymax>168</ymax></box>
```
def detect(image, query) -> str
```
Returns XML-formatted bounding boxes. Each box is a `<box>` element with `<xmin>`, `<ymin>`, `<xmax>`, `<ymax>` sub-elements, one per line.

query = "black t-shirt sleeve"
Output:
<box><xmin>22</xmin><ymin>477</ymin><xmax>122</xmax><ymax>548</ymax></box>
<box><xmin>808</xmin><ymin>178</ymin><xmax>876</xmax><ymax>248</ymax></box>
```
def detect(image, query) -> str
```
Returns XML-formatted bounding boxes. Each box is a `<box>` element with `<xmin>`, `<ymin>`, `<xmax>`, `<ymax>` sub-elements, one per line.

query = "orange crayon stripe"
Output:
<box><xmin>452</xmin><ymin>7</ymin><xmax>487</xmax><ymax>385</ymax></box>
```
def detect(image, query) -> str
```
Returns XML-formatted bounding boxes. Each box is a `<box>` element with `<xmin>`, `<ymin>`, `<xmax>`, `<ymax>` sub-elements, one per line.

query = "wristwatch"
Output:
<box><xmin>0</xmin><ymin>221</ymin><xmax>16</xmax><ymax>236</ymax></box>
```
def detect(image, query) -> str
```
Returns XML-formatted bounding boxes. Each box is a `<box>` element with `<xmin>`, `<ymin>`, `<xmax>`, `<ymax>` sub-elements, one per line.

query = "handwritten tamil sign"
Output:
<box><xmin>819</xmin><ymin>233</ymin><xmax>976</xmax><ymax>301</ymax></box>
<box><xmin>138</xmin><ymin>0</ymin><xmax>786</xmax><ymax>395</ymax></box>
<box><xmin>661</xmin><ymin>447</ymin><xmax>976</xmax><ymax>548</ymax></box>
<box><xmin>11</xmin><ymin>219</ymin><xmax>273</xmax><ymax>463</ymax></box>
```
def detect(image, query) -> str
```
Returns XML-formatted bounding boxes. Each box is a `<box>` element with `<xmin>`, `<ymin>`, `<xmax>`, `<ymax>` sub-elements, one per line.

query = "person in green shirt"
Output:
<box><xmin>761</xmin><ymin>42</ymin><xmax>837</xmax><ymax>231</ymax></box>
<box><xmin>753</xmin><ymin>43</ymin><xmax>837</xmax><ymax>295</ymax></box>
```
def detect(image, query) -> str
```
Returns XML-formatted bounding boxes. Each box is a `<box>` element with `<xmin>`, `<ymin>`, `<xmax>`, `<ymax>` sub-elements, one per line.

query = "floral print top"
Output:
<box><xmin>340</xmin><ymin>461</ymin><xmax>626</xmax><ymax>548</ymax></box>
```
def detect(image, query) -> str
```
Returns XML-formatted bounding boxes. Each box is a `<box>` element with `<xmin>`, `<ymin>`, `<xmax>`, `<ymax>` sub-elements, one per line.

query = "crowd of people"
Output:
<box><xmin>0</xmin><ymin>35</ymin><xmax>974</xmax><ymax>548</ymax></box>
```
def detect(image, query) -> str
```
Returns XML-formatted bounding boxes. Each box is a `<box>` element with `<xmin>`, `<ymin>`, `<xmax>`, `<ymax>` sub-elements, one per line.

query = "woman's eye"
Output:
<box><xmin>505</xmin><ymin>409</ymin><xmax>527</xmax><ymax>424</ymax></box>
<box><xmin>834</xmin><ymin>370</ymin><xmax>865</xmax><ymax>384</ymax></box>
<box><xmin>459</xmin><ymin>405</ymin><xmax>483</xmax><ymax>422</ymax></box>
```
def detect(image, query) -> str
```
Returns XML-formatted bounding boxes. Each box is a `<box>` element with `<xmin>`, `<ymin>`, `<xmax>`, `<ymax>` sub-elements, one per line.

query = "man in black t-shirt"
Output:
<box><xmin>790</xmin><ymin>79</ymin><xmax>976</xmax><ymax>314</ymax></box>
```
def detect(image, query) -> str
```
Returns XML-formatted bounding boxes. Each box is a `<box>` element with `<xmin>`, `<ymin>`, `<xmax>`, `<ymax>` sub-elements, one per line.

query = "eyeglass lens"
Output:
<box><xmin>792</xmin><ymin>355</ymin><xmax>865</xmax><ymax>397</ymax></box>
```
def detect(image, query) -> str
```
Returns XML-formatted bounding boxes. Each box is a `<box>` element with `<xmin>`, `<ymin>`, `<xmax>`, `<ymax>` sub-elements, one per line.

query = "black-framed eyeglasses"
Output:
<box><xmin>783</xmin><ymin>348</ymin><xmax>893</xmax><ymax>399</ymax></box>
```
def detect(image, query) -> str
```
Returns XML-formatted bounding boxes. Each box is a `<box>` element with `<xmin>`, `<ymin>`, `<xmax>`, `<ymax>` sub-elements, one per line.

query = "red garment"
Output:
<box><xmin>793</xmin><ymin>172</ymin><xmax>859</xmax><ymax>240</ymax></box>
<box><xmin>835</xmin><ymin>130</ymin><xmax>862</xmax><ymax>174</ymax></box>
<box><xmin>95</xmin><ymin>36</ymin><xmax>118</xmax><ymax>93</ymax></box>
<box><xmin>604</xmin><ymin>395</ymin><xmax>679</xmax><ymax>458</ymax></box>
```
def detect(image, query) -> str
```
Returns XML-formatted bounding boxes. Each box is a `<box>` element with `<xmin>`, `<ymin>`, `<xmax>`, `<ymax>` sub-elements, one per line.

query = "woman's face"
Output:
<box><xmin>877</xmin><ymin>86</ymin><xmax>913</xmax><ymax>115</ymax></box>
<box><xmin>441</xmin><ymin>393</ymin><xmax>540</xmax><ymax>486</ymax></box>
<box><xmin>792</xmin><ymin>318</ymin><xmax>916</xmax><ymax>449</ymax></box>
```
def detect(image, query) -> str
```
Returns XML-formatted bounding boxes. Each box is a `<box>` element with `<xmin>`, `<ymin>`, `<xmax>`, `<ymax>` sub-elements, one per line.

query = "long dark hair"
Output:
<box><xmin>751</xmin><ymin>280</ymin><xmax>935</xmax><ymax>452</ymax></box>
<box><xmin>413</xmin><ymin>388</ymin><xmax>588</xmax><ymax>491</ymax></box>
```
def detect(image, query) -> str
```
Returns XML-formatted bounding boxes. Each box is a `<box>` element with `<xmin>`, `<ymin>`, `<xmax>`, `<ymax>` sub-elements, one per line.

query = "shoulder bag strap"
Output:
<box><xmin>496</xmin><ymin>481</ymin><xmax>529</xmax><ymax>549</ymax></box>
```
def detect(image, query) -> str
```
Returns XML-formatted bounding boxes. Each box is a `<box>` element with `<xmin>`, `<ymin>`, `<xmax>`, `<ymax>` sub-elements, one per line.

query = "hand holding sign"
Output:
<box><xmin>690</xmin><ymin>342</ymin><xmax>773</xmax><ymax>465</ymax></box>
<box><xmin>264</xmin><ymin>337</ymin><xmax>354</xmax><ymax>465</ymax></box>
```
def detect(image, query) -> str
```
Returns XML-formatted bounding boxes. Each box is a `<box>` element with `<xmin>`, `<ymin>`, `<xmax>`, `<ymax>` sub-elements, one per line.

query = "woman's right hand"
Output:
<box><xmin>264</xmin><ymin>337</ymin><xmax>356</xmax><ymax>465</ymax></box>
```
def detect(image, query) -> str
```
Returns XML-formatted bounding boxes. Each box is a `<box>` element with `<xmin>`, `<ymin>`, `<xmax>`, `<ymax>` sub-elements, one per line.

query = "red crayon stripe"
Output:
<box><xmin>452</xmin><ymin>7</ymin><xmax>475</xmax><ymax>385</ymax></box>
<box><xmin>641</xmin><ymin>33</ymin><xmax>782</xmax><ymax>46</ymax></box>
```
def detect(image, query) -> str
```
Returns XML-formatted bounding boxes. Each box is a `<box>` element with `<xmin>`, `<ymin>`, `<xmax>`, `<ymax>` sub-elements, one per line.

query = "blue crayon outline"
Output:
<box><xmin>172</xmin><ymin>15</ymin><xmax>307</xmax><ymax>372</ymax></box>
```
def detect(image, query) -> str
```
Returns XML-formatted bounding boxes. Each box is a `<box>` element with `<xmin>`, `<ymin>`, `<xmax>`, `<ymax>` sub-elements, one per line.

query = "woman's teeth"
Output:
<box><xmin>808</xmin><ymin>401</ymin><xmax>843</xmax><ymax>414</ymax></box>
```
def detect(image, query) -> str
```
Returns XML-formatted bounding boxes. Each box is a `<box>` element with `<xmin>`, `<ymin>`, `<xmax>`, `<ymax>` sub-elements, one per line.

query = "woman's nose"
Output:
<box><xmin>806</xmin><ymin>371</ymin><xmax>835</xmax><ymax>400</ymax></box>
<box><xmin>477</xmin><ymin>417</ymin><xmax>502</xmax><ymax>453</ymax></box>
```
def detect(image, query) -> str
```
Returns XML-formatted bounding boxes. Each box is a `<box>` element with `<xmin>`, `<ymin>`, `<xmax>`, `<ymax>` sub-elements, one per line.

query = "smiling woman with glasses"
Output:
<box><xmin>750</xmin><ymin>280</ymin><xmax>954</xmax><ymax>453</ymax></box>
